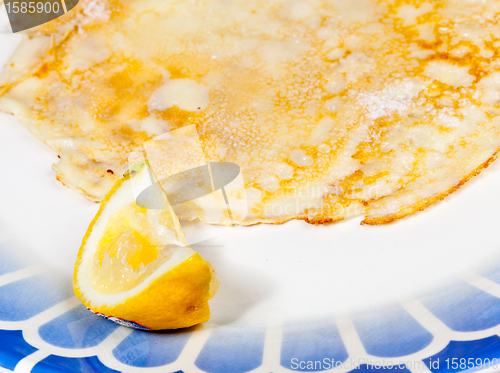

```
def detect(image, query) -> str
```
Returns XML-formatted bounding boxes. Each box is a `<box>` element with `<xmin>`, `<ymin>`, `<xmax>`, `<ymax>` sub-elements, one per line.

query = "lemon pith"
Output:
<box><xmin>73</xmin><ymin>161</ymin><xmax>217</xmax><ymax>330</ymax></box>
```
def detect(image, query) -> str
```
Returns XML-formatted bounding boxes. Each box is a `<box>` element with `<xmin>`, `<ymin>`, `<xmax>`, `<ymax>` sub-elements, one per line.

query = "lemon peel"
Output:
<box><xmin>73</xmin><ymin>161</ymin><xmax>218</xmax><ymax>330</ymax></box>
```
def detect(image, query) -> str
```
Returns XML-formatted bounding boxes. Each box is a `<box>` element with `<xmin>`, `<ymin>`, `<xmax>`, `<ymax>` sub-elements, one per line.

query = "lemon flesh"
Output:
<box><xmin>73</xmin><ymin>161</ymin><xmax>218</xmax><ymax>330</ymax></box>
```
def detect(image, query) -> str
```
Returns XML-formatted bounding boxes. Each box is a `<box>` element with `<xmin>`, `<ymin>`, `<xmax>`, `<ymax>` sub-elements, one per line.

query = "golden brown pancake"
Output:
<box><xmin>1</xmin><ymin>0</ymin><xmax>500</xmax><ymax>225</ymax></box>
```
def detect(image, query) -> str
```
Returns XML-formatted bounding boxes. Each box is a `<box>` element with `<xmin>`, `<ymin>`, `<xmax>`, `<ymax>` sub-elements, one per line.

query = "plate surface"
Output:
<box><xmin>3</xmin><ymin>5</ymin><xmax>500</xmax><ymax>373</ymax></box>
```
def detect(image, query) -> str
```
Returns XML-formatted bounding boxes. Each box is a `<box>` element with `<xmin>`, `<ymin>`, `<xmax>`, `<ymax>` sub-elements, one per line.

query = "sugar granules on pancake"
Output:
<box><xmin>1</xmin><ymin>0</ymin><xmax>500</xmax><ymax>225</ymax></box>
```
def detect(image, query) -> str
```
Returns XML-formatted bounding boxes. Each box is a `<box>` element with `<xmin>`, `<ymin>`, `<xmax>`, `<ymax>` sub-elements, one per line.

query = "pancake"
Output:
<box><xmin>1</xmin><ymin>0</ymin><xmax>500</xmax><ymax>225</ymax></box>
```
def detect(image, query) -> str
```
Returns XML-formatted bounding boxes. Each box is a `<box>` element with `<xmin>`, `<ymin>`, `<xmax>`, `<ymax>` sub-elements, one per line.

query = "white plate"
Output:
<box><xmin>3</xmin><ymin>6</ymin><xmax>500</xmax><ymax>372</ymax></box>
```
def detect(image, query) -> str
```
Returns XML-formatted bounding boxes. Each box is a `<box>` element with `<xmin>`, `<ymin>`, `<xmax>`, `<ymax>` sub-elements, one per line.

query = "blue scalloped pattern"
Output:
<box><xmin>423</xmin><ymin>336</ymin><xmax>500</xmax><ymax>372</ymax></box>
<box><xmin>0</xmin><ymin>273</ymin><xmax>73</xmax><ymax>322</ymax></box>
<box><xmin>0</xmin><ymin>330</ymin><xmax>37</xmax><ymax>371</ymax></box>
<box><xmin>419</xmin><ymin>281</ymin><xmax>500</xmax><ymax>332</ymax></box>
<box><xmin>113</xmin><ymin>329</ymin><xmax>191</xmax><ymax>367</ymax></box>
<box><xmin>32</xmin><ymin>355</ymin><xmax>121</xmax><ymax>373</ymax></box>
<box><xmin>352</xmin><ymin>304</ymin><xmax>433</xmax><ymax>357</ymax></box>
<box><xmin>477</xmin><ymin>266</ymin><xmax>500</xmax><ymax>285</ymax></box>
<box><xmin>38</xmin><ymin>305</ymin><xmax>119</xmax><ymax>349</ymax></box>
<box><xmin>280</xmin><ymin>318</ymin><xmax>348</xmax><ymax>371</ymax></box>
<box><xmin>195</xmin><ymin>324</ymin><xmax>266</xmax><ymax>373</ymax></box>
<box><xmin>3</xmin><ymin>237</ymin><xmax>500</xmax><ymax>373</ymax></box>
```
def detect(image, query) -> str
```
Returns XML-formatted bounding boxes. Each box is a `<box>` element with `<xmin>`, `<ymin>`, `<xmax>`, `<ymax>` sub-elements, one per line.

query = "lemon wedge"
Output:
<box><xmin>73</xmin><ymin>161</ymin><xmax>218</xmax><ymax>330</ymax></box>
